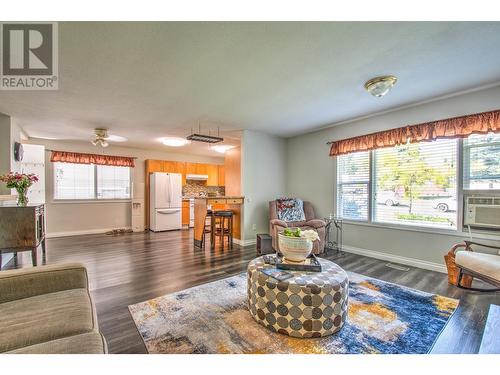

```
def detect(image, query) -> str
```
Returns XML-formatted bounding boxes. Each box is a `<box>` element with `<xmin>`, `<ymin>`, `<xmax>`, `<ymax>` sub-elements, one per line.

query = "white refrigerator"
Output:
<box><xmin>150</xmin><ymin>172</ymin><xmax>183</xmax><ymax>232</ymax></box>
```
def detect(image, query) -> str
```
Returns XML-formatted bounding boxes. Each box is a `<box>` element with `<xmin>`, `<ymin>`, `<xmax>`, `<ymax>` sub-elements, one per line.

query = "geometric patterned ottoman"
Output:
<box><xmin>247</xmin><ymin>256</ymin><xmax>349</xmax><ymax>338</ymax></box>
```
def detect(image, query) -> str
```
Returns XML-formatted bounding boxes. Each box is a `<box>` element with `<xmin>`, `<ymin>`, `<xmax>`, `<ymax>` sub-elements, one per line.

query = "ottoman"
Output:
<box><xmin>247</xmin><ymin>256</ymin><xmax>349</xmax><ymax>338</ymax></box>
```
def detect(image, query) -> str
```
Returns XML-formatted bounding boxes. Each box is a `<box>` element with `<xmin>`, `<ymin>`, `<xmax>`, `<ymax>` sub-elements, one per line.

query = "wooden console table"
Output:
<box><xmin>0</xmin><ymin>203</ymin><xmax>46</xmax><ymax>267</ymax></box>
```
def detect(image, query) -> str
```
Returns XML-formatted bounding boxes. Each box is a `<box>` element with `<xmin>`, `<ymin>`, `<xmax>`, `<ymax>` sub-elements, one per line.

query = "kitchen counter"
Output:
<box><xmin>193</xmin><ymin>196</ymin><xmax>244</xmax><ymax>248</ymax></box>
<box><xmin>193</xmin><ymin>196</ymin><xmax>244</xmax><ymax>200</ymax></box>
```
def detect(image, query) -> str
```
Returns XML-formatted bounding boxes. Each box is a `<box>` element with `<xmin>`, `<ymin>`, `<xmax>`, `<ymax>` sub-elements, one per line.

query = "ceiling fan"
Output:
<box><xmin>91</xmin><ymin>128</ymin><xmax>127</xmax><ymax>147</ymax></box>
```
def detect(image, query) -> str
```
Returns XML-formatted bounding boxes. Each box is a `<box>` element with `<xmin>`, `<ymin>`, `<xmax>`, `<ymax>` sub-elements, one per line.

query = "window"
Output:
<box><xmin>54</xmin><ymin>163</ymin><xmax>95</xmax><ymax>200</ymax></box>
<box><xmin>337</xmin><ymin>151</ymin><xmax>370</xmax><ymax>221</ymax></box>
<box><xmin>335</xmin><ymin>129</ymin><xmax>500</xmax><ymax>231</ymax></box>
<box><xmin>97</xmin><ymin>165</ymin><xmax>131</xmax><ymax>199</ymax></box>
<box><xmin>54</xmin><ymin>162</ymin><xmax>131</xmax><ymax>200</ymax></box>
<box><xmin>336</xmin><ymin>139</ymin><xmax>458</xmax><ymax>229</ymax></box>
<box><xmin>463</xmin><ymin>133</ymin><xmax>500</xmax><ymax>190</ymax></box>
<box><xmin>373</xmin><ymin>139</ymin><xmax>457</xmax><ymax>229</ymax></box>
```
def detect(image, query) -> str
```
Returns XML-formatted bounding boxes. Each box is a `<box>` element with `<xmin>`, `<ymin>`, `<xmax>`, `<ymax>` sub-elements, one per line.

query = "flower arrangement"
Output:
<box><xmin>300</xmin><ymin>229</ymin><xmax>321</xmax><ymax>242</ymax></box>
<box><xmin>279</xmin><ymin>228</ymin><xmax>320</xmax><ymax>262</ymax></box>
<box><xmin>282</xmin><ymin>228</ymin><xmax>320</xmax><ymax>242</ymax></box>
<box><xmin>0</xmin><ymin>172</ymin><xmax>39</xmax><ymax>206</ymax></box>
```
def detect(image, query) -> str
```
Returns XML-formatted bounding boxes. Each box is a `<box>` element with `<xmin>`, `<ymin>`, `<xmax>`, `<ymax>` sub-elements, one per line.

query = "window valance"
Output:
<box><xmin>50</xmin><ymin>150</ymin><xmax>135</xmax><ymax>167</ymax></box>
<box><xmin>329</xmin><ymin>109</ymin><xmax>500</xmax><ymax>156</ymax></box>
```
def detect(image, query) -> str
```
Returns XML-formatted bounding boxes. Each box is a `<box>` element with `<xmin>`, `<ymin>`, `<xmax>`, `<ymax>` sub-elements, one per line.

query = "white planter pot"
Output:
<box><xmin>278</xmin><ymin>233</ymin><xmax>313</xmax><ymax>262</ymax></box>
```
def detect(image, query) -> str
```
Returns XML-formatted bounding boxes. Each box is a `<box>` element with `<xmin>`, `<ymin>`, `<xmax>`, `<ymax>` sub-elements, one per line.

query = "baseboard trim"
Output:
<box><xmin>342</xmin><ymin>245</ymin><xmax>447</xmax><ymax>274</ymax></box>
<box><xmin>234</xmin><ymin>238</ymin><xmax>257</xmax><ymax>246</ymax></box>
<box><xmin>46</xmin><ymin>227</ymin><xmax>132</xmax><ymax>238</ymax></box>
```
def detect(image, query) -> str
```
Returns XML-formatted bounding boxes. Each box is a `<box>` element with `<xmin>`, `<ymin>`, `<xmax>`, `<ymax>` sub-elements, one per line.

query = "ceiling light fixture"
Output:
<box><xmin>162</xmin><ymin>137</ymin><xmax>190</xmax><ymax>147</ymax></box>
<box><xmin>92</xmin><ymin>128</ymin><xmax>109</xmax><ymax>147</ymax></box>
<box><xmin>186</xmin><ymin>123</ymin><xmax>224</xmax><ymax>144</ymax></box>
<box><xmin>105</xmin><ymin>134</ymin><xmax>128</xmax><ymax>142</ymax></box>
<box><xmin>364</xmin><ymin>75</ymin><xmax>398</xmax><ymax>97</ymax></box>
<box><xmin>91</xmin><ymin>128</ymin><xmax>128</xmax><ymax>147</ymax></box>
<box><xmin>210</xmin><ymin>144</ymin><xmax>235</xmax><ymax>154</ymax></box>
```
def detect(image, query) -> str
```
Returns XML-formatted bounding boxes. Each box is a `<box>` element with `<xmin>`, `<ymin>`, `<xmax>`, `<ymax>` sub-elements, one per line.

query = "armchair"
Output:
<box><xmin>269</xmin><ymin>200</ymin><xmax>326</xmax><ymax>254</ymax></box>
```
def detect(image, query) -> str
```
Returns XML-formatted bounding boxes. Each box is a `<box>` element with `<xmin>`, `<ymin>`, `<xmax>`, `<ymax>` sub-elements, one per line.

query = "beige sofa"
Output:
<box><xmin>0</xmin><ymin>263</ymin><xmax>107</xmax><ymax>354</ymax></box>
<box><xmin>269</xmin><ymin>200</ymin><xmax>326</xmax><ymax>254</ymax></box>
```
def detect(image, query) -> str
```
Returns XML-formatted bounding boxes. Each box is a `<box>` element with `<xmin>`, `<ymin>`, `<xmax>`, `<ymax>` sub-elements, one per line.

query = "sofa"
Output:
<box><xmin>0</xmin><ymin>263</ymin><xmax>107</xmax><ymax>354</ymax></box>
<box><xmin>269</xmin><ymin>200</ymin><xmax>326</xmax><ymax>254</ymax></box>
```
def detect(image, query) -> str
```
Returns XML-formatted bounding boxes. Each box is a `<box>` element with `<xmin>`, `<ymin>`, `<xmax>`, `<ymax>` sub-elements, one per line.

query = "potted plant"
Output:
<box><xmin>278</xmin><ymin>228</ymin><xmax>320</xmax><ymax>262</ymax></box>
<box><xmin>0</xmin><ymin>172</ymin><xmax>39</xmax><ymax>206</ymax></box>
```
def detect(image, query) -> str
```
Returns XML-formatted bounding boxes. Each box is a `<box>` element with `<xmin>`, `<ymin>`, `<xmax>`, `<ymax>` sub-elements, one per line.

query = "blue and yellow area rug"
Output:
<box><xmin>129</xmin><ymin>271</ymin><xmax>458</xmax><ymax>354</ymax></box>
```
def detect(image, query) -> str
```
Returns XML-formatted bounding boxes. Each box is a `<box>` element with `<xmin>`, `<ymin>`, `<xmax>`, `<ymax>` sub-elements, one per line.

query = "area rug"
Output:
<box><xmin>129</xmin><ymin>272</ymin><xmax>458</xmax><ymax>354</ymax></box>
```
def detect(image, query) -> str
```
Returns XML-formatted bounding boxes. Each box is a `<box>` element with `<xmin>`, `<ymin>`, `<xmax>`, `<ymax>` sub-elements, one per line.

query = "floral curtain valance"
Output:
<box><xmin>329</xmin><ymin>109</ymin><xmax>500</xmax><ymax>156</ymax></box>
<box><xmin>50</xmin><ymin>150</ymin><xmax>135</xmax><ymax>167</ymax></box>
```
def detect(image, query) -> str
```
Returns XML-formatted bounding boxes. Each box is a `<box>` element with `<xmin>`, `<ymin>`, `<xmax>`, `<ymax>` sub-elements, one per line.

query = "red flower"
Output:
<box><xmin>0</xmin><ymin>171</ymin><xmax>39</xmax><ymax>190</ymax></box>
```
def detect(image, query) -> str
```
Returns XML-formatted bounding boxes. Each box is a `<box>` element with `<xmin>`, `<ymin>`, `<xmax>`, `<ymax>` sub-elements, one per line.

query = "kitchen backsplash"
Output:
<box><xmin>182</xmin><ymin>180</ymin><xmax>225</xmax><ymax>197</ymax></box>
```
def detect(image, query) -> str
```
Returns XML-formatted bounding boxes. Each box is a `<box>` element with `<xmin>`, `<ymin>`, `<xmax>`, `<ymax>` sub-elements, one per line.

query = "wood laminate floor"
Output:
<box><xmin>2</xmin><ymin>229</ymin><xmax>499</xmax><ymax>354</ymax></box>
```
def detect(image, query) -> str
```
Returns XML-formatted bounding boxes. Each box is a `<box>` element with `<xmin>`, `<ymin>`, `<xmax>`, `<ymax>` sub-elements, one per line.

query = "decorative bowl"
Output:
<box><xmin>278</xmin><ymin>233</ymin><xmax>313</xmax><ymax>262</ymax></box>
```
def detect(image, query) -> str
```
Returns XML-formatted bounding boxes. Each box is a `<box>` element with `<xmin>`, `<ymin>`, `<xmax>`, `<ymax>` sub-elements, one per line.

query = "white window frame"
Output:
<box><xmin>336</xmin><ymin>151</ymin><xmax>371</xmax><ymax>222</ymax></box>
<box><xmin>53</xmin><ymin>162</ymin><xmax>132</xmax><ymax>203</ymax></box>
<box><xmin>462</xmin><ymin>135</ymin><xmax>500</xmax><ymax>191</ymax></box>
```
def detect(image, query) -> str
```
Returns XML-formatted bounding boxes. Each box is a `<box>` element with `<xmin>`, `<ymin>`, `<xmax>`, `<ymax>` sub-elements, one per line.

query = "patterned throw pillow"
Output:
<box><xmin>276</xmin><ymin>198</ymin><xmax>306</xmax><ymax>222</ymax></box>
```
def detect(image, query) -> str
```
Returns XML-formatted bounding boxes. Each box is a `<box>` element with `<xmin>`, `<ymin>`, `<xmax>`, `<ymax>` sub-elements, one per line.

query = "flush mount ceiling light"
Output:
<box><xmin>161</xmin><ymin>137</ymin><xmax>190</xmax><ymax>147</ymax></box>
<box><xmin>364</xmin><ymin>75</ymin><xmax>398</xmax><ymax>97</ymax></box>
<box><xmin>91</xmin><ymin>128</ymin><xmax>128</xmax><ymax>147</ymax></box>
<box><xmin>210</xmin><ymin>144</ymin><xmax>235</xmax><ymax>154</ymax></box>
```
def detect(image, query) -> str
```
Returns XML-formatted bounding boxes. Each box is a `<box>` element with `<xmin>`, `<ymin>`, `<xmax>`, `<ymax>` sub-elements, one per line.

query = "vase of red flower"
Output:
<box><xmin>0</xmin><ymin>172</ymin><xmax>39</xmax><ymax>206</ymax></box>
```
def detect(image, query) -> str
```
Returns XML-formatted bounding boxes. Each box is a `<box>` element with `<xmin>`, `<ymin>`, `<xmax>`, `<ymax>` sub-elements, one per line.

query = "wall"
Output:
<box><xmin>0</xmin><ymin>113</ymin><xmax>23</xmax><ymax>195</ymax></box>
<box><xmin>0</xmin><ymin>114</ymin><xmax>10</xmax><ymax>195</ymax></box>
<box><xmin>26</xmin><ymin>138</ymin><xmax>223</xmax><ymax>236</ymax></box>
<box><xmin>286</xmin><ymin>85</ymin><xmax>500</xmax><ymax>268</ymax></box>
<box><xmin>241</xmin><ymin>130</ymin><xmax>287</xmax><ymax>241</ymax></box>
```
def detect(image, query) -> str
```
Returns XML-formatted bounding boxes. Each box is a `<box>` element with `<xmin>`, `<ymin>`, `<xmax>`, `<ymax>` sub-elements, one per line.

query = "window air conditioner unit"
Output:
<box><xmin>464</xmin><ymin>196</ymin><xmax>500</xmax><ymax>229</ymax></box>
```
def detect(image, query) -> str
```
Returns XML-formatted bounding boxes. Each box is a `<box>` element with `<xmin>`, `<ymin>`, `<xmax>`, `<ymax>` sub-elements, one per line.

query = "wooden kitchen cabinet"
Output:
<box><xmin>184</xmin><ymin>162</ymin><xmax>219</xmax><ymax>186</ymax></box>
<box><xmin>162</xmin><ymin>161</ymin><xmax>186</xmax><ymax>185</ymax></box>
<box><xmin>218</xmin><ymin>165</ymin><xmax>225</xmax><ymax>186</ymax></box>
<box><xmin>195</xmin><ymin>163</ymin><xmax>208</xmax><ymax>175</ymax></box>
<box><xmin>206</xmin><ymin>164</ymin><xmax>219</xmax><ymax>186</ymax></box>
<box><xmin>182</xmin><ymin>200</ymin><xmax>190</xmax><ymax>226</ymax></box>
<box><xmin>146</xmin><ymin>159</ymin><xmax>164</xmax><ymax>173</ymax></box>
<box><xmin>185</xmin><ymin>162</ymin><xmax>197</xmax><ymax>175</ymax></box>
<box><xmin>162</xmin><ymin>161</ymin><xmax>185</xmax><ymax>173</ymax></box>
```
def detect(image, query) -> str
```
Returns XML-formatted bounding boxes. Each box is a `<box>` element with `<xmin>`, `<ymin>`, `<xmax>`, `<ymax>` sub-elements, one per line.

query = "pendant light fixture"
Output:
<box><xmin>186</xmin><ymin>123</ymin><xmax>224</xmax><ymax>144</ymax></box>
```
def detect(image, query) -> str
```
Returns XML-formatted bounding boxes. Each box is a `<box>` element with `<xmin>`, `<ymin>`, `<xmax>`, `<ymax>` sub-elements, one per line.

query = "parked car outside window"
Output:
<box><xmin>377</xmin><ymin>191</ymin><xmax>401</xmax><ymax>206</ymax></box>
<box><xmin>433</xmin><ymin>197</ymin><xmax>457</xmax><ymax>212</ymax></box>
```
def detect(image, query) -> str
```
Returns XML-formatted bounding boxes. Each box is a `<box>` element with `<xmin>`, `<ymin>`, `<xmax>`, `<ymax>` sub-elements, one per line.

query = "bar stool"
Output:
<box><xmin>212</xmin><ymin>210</ymin><xmax>234</xmax><ymax>250</ymax></box>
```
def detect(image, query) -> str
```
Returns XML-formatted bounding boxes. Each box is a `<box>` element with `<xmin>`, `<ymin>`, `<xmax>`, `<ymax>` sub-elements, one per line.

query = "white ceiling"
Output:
<box><xmin>1</xmin><ymin>22</ymin><xmax>500</xmax><ymax>155</ymax></box>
